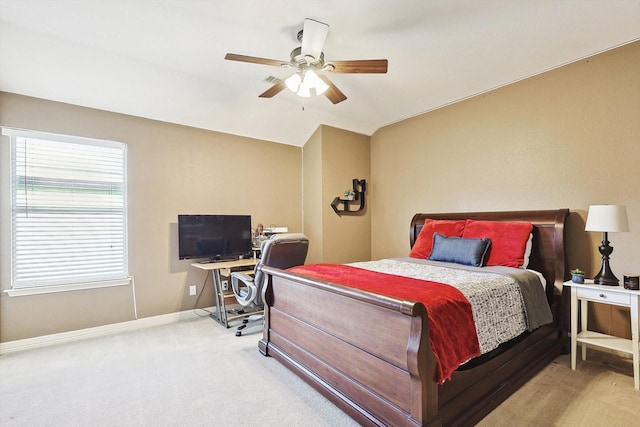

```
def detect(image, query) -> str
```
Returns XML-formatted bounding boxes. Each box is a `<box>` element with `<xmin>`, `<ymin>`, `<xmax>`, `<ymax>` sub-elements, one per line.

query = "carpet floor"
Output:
<box><xmin>0</xmin><ymin>315</ymin><xmax>638</xmax><ymax>426</ymax></box>
<box><xmin>479</xmin><ymin>351</ymin><xmax>639</xmax><ymax>426</ymax></box>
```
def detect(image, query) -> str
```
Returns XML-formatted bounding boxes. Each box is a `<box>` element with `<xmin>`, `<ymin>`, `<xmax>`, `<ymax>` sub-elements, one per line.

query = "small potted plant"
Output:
<box><xmin>343</xmin><ymin>189</ymin><xmax>356</xmax><ymax>200</ymax></box>
<box><xmin>570</xmin><ymin>268</ymin><xmax>585</xmax><ymax>284</ymax></box>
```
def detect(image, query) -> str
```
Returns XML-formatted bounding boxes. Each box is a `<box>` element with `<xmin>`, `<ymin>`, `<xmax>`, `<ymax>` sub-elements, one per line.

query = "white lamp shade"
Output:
<box><xmin>585</xmin><ymin>205</ymin><xmax>629</xmax><ymax>232</ymax></box>
<box><xmin>297</xmin><ymin>81</ymin><xmax>311</xmax><ymax>97</ymax></box>
<box><xmin>285</xmin><ymin>73</ymin><xmax>302</xmax><ymax>92</ymax></box>
<box><xmin>303</xmin><ymin>70</ymin><xmax>328</xmax><ymax>96</ymax></box>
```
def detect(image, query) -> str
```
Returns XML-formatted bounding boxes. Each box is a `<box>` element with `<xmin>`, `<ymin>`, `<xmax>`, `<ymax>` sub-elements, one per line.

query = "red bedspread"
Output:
<box><xmin>288</xmin><ymin>263</ymin><xmax>481</xmax><ymax>384</ymax></box>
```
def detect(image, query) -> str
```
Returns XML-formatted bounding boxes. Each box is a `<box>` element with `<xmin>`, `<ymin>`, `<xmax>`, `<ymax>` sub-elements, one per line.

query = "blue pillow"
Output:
<box><xmin>428</xmin><ymin>232</ymin><xmax>491</xmax><ymax>267</ymax></box>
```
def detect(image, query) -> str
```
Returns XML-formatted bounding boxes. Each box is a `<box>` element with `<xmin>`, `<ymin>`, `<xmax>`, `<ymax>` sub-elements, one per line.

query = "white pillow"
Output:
<box><xmin>521</xmin><ymin>233</ymin><xmax>533</xmax><ymax>269</ymax></box>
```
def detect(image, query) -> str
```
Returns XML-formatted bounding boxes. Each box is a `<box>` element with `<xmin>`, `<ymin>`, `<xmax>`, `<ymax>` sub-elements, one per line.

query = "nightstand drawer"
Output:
<box><xmin>577</xmin><ymin>288</ymin><xmax>630</xmax><ymax>305</ymax></box>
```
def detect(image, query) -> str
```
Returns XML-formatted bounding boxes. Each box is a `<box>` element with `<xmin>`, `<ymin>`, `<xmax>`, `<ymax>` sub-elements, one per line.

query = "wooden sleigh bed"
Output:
<box><xmin>258</xmin><ymin>209</ymin><xmax>569</xmax><ymax>426</ymax></box>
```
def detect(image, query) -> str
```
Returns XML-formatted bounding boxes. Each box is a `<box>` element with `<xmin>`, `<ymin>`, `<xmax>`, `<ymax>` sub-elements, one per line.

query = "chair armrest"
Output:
<box><xmin>230</xmin><ymin>271</ymin><xmax>257</xmax><ymax>306</ymax></box>
<box><xmin>230</xmin><ymin>271</ymin><xmax>254</xmax><ymax>287</ymax></box>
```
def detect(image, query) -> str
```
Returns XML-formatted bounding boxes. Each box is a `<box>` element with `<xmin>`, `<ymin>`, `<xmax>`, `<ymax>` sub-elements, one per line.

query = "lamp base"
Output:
<box><xmin>593</xmin><ymin>275</ymin><xmax>619</xmax><ymax>286</ymax></box>
<box><xmin>593</xmin><ymin>232</ymin><xmax>620</xmax><ymax>286</ymax></box>
<box><xmin>594</xmin><ymin>250</ymin><xmax>619</xmax><ymax>286</ymax></box>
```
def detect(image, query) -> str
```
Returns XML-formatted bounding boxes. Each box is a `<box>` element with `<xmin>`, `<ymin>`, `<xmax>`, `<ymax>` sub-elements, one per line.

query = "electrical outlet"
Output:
<box><xmin>221</xmin><ymin>280</ymin><xmax>229</xmax><ymax>291</ymax></box>
<box><xmin>189</xmin><ymin>285</ymin><xmax>197</xmax><ymax>296</ymax></box>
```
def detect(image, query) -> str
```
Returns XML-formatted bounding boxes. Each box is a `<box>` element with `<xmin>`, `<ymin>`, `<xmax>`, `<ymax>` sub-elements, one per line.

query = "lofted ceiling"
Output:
<box><xmin>1</xmin><ymin>0</ymin><xmax>639</xmax><ymax>147</ymax></box>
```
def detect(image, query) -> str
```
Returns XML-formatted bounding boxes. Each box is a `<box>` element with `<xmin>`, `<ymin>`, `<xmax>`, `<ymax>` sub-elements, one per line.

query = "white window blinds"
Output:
<box><xmin>3</xmin><ymin>128</ymin><xmax>128</xmax><ymax>293</ymax></box>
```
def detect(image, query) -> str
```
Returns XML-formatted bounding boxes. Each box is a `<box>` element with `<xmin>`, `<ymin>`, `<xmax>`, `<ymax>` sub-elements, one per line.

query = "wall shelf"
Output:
<box><xmin>331</xmin><ymin>179</ymin><xmax>366</xmax><ymax>215</ymax></box>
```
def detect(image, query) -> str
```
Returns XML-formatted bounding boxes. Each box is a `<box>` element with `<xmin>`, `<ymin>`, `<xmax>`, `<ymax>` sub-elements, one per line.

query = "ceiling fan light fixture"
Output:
<box><xmin>285</xmin><ymin>72</ymin><xmax>302</xmax><ymax>92</ymax></box>
<box><xmin>284</xmin><ymin>69</ymin><xmax>327</xmax><ymax>98</ymax></box>
<box><xmin>297</xmin><ymin>83</ymin><xmax>311</xmax><ymax>98</ymax></box>
<box><xmin>304</xmin><ymin>69</ymin><xmax>328</xmax><ymax>96</ymax></box>
<box><xmin>285</xmin><ymin>72</ymin><xmax>310</xmax><ymax>97</ymax></box>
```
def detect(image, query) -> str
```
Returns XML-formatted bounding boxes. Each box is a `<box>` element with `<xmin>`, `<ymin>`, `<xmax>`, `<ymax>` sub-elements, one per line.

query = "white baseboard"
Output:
<box><xmin>0</xmin><ymin>308</ymin><xmax>214</xmax><ymax>355</ymax></box>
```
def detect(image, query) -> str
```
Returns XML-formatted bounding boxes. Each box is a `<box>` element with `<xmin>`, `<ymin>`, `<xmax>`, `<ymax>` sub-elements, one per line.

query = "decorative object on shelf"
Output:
<box><xmin>624</xmin><ymin>274</ymin><xmax>640</xmax><ymax>290</ymax></box>
<box><xmin>331</xmin><ymin>178</ymin><xmax>366</xmax><ymax>215</ymax></box>
<box><xmin>570</xmin><ymin>268</ymin><xmax>586</xmax><ymax>284</ymax></box>
<box><xmin>343</xmin><ymin>189</ymin><xmax>356</xmax><ymax>200</ymax></box>
<box><xmin>585</xmin><ymin>204</ymin><xmax>629</xmax><ymax>286</ymax></box>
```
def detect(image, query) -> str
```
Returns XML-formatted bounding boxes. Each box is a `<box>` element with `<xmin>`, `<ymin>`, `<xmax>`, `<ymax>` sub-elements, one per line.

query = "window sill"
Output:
<box><xmin>5</xmin><ymin>277</ymin><xmax>132</xmax><ymax>297</ymax></box>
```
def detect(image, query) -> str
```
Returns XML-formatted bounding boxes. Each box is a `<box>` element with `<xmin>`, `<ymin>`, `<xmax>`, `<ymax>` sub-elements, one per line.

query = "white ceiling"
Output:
<box><xmin>1</xmin><ymin>0</ymin><xmax>639</xmax><ymax>147</ymax></box>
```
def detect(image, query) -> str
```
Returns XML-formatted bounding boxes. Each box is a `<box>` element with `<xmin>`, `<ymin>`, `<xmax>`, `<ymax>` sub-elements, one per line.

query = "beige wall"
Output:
<box><xmin>0</xmin><ymin>92</ymin><xmax>302</xmax><ymax>342</ymax></box>
<box><xmin>303</xmin><ymin>125</ymin><xmax>371</xmax><ymax>264</ymax></box>
<box><xmin>370</xmin><ymin>41</ymin><xmax>640</xmax><ymax>337</ymax></box>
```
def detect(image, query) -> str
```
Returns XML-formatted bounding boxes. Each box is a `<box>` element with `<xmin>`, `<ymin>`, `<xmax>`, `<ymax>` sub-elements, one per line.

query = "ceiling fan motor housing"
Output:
<box><xmin>289</xmin><ymin>46</ymin><xmax>326</xmax><ymax>69</ymax></box>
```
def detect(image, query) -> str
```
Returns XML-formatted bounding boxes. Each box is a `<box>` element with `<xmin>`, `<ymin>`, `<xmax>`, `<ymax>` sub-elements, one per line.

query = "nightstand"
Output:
<box><xmin>565</xmin><ymin>280</ymin><xmax>639</xmax><ymax>390</ymax></box>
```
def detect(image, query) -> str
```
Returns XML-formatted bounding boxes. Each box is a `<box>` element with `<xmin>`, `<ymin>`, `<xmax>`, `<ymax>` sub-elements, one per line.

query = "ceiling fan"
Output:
<box><xmin>224</xmin><ymin>18</ymin><xmax>388</xmax><ymax>104</ymax></box>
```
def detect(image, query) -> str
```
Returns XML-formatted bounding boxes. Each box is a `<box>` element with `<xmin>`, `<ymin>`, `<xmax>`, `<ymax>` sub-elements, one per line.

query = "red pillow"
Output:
<box><xmin>462</xmin><ymin>220</ymin><xmax>533</xmax><ymax>268</ymax></box>
<box><xmin>410</xmin><ymin>219</ymin><xmax>466</xmax><ymax>259</ymax></box>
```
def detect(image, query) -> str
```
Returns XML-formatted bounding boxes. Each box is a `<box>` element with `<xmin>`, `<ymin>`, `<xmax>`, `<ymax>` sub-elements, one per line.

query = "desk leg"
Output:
<box><xmin>631</xmin><ymin>294</ymin><xmax>639</xmax><ymax>391</ymax></box>
<box><xmin>571</xmin><ymin>288</ymin><xmax>578</xmax><ymax>370</ymax></box>
<box><xmin>209</xmin><ymin>269</ymin><xmax>229</xmax><ymax>327</ymax></box>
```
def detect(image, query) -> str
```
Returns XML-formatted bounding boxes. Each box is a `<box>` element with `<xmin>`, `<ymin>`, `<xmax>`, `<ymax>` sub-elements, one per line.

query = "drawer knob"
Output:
<box><xmin>599</xmin><ymin>293</ymin><xmax>606</xmax><ymax>298</ymax></box>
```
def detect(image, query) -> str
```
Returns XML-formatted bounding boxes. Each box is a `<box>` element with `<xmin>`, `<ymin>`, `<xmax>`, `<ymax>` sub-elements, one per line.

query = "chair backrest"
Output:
<box><xmin>253</xmin><ymin>233</ymin><xmax>309</xmax><ymax>290</ymax></box>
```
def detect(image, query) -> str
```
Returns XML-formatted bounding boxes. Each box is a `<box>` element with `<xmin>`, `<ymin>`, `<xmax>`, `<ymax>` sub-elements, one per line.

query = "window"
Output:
<box><xmin>3</xmin><ymin>128</ymin><xmax>129</xmax><ymax>296</ymax></box>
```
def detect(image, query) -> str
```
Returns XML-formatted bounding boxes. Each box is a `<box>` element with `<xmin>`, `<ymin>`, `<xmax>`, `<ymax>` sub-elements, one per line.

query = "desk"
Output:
<box><xmin>565</xmin><ymin>280</ymin><xmax>639</xmax><ymax>390</ymax></box>
<box><xmin>192</xmin><ymin>258</ymin><xmax>259</xmax><ymax>328</ymax></box>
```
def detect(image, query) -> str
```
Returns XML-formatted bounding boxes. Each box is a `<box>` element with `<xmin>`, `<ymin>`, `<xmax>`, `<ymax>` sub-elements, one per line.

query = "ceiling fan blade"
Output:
<box><xmin>225</xmin><ymin>53</ymin><xmax>289</xmax><ymax>67</ymax></box>
<box><xmin>319</xmin><ymin>75</ymin><xmax>347</xmax><ymax>104</ymax></box>
<box><xmin>327</xmin><ymin>59</ymin><xmax>388</xmax><ymax>74</ymax></box>
<box><xmin>259</xmin><ymin>80</ymin><xmax>287</xmax><ymax>98</ymax></box>
<box><xmin>301</xmin><ymin>18</ymin><xmax>329</xmax><ymax>60</ymax></box>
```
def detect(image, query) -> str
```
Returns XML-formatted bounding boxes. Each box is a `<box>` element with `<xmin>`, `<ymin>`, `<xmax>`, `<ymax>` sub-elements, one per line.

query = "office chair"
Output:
<box><xmin>230</xmin><ymin>233</ymin><xmax>309</xmax><ymax>336</ymax></box>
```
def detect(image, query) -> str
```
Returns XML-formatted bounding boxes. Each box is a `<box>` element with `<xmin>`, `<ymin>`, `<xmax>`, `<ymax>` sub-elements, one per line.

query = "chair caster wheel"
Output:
<box><xmin>236</xmin><ymin>331</ymin><xmax>242</xmax><ymax>337</ymax></box>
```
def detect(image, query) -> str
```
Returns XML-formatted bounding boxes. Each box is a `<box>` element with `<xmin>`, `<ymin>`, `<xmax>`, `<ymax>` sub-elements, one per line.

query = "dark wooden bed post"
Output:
<box><xmin>407</xmin><ymin>303</ymin><xmax>440</xmax><ymax>426</ymax></box>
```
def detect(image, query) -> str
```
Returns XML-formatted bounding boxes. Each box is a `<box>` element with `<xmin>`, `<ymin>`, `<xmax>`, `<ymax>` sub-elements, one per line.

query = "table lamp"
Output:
<box><xmin>585</xmin><ymin>204</ymin><xmax>629</xmax><ymax>286</ymax></box>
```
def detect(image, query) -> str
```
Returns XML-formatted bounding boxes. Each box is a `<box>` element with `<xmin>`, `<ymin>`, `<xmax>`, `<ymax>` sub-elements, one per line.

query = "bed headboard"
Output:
<box><xmin>410</xmin><ymin>209</ymin><xmax>569</xmax><ymax>303</ymax></box>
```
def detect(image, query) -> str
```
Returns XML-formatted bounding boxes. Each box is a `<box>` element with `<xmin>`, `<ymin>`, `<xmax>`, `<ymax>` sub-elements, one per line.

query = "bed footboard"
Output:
<box><xmin>259</xmin><ymin>266</ymin><xmax>440</xmax><ymax>426</ymax></box>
